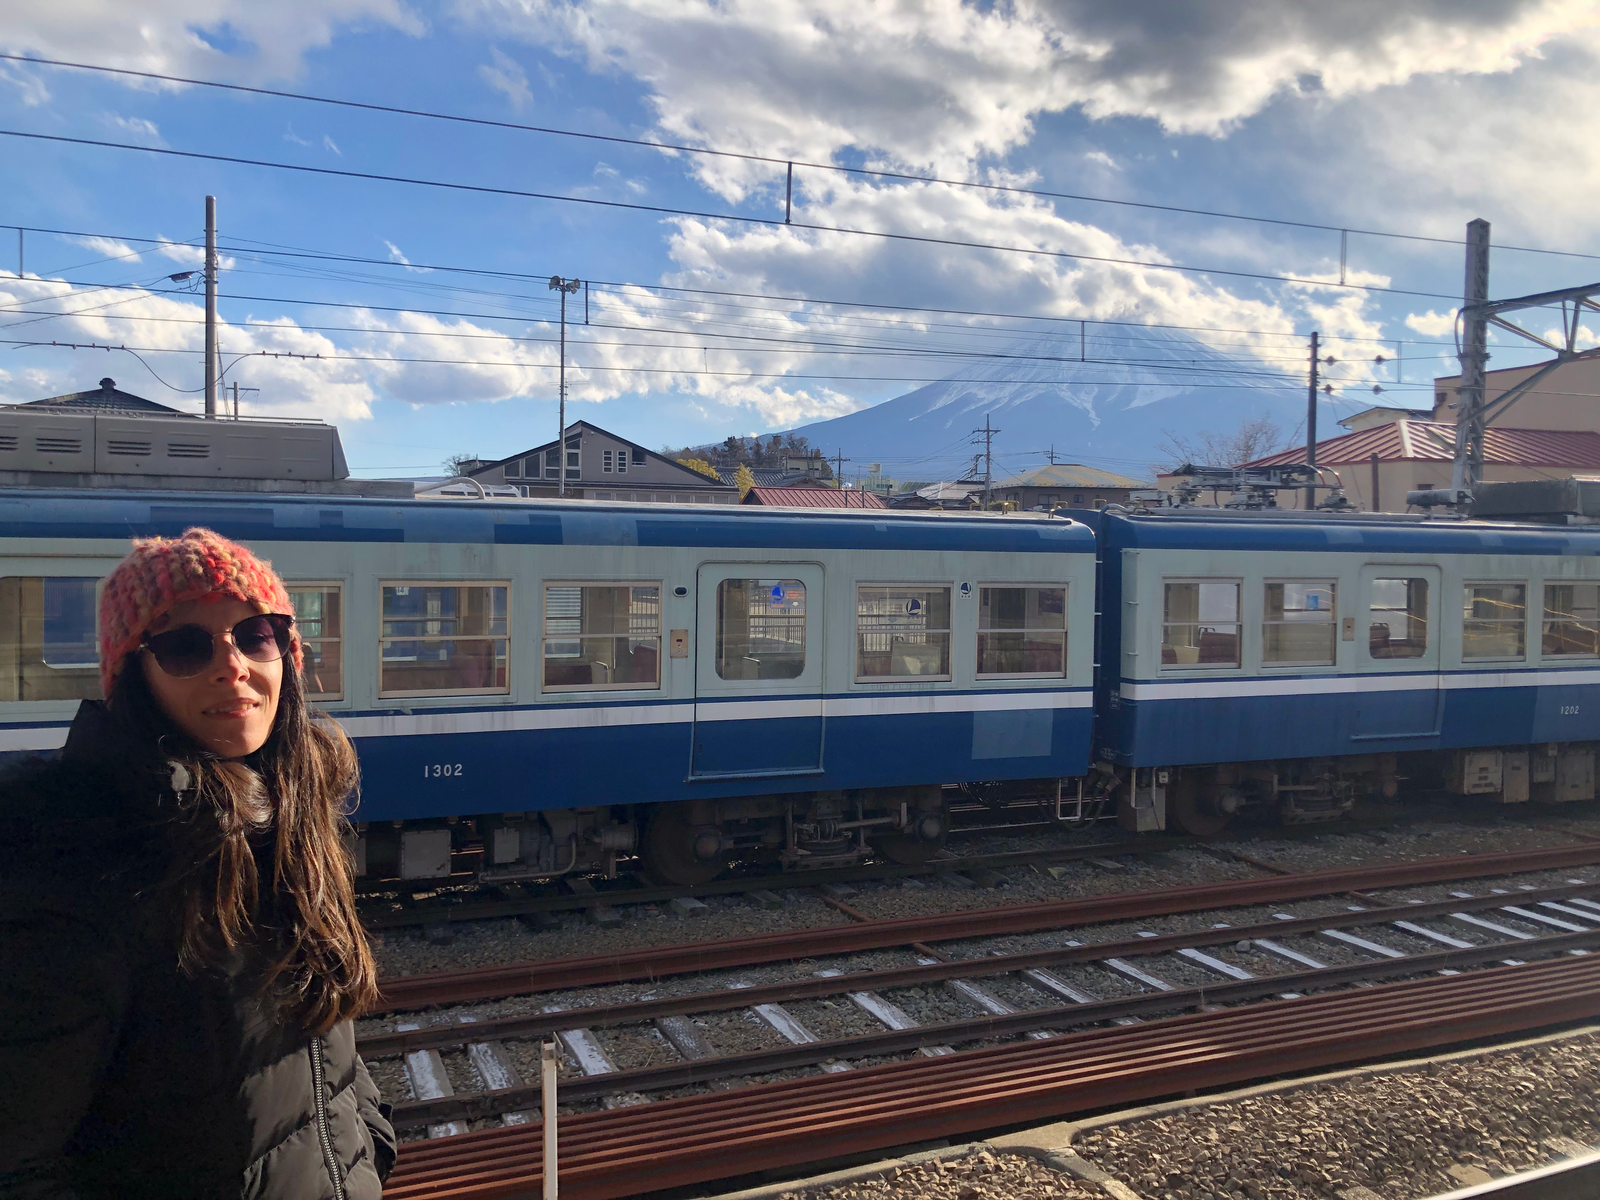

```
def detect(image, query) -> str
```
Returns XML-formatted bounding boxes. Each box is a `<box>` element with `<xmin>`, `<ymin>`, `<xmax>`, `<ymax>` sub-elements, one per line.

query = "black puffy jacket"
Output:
<box><xmin>0</xmin><ymin>702</ymin><xmax>395</xmax><ymax>1199</ymax></box>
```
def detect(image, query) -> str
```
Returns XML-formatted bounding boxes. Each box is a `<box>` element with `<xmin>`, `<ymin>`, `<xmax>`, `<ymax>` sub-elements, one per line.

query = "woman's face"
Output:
<box><xmin>141</xmin><ymin>596</ymin><xmax>283</xmax><ymax>759</ymax></box>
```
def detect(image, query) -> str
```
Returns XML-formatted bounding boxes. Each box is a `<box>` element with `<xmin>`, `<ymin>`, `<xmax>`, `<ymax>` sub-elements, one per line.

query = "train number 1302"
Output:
<box><xmin>423</xmin><ymin>763</ymin><xmax>464</xmax><ymax>778</ymax></box>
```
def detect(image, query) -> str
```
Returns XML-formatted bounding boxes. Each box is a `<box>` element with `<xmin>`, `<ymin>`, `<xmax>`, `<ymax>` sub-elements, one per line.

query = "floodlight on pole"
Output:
<box><xmin>548</xmin><ymin>275</ymin><xmax>582</xmax><ymax>497</ymax></box>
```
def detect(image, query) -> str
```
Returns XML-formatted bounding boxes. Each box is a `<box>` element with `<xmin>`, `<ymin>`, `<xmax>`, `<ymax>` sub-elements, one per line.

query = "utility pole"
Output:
<box><xmin>1450</xmin><ymin>218</ymin><xmax>1492</xmax><ymax>495</ymax></box>
<box><xmin>548</xmin><ymin>276</ymin><xmax>581</xmax><ymax>496</ymax></box>
<box><xmin>1304</xmin><ymin>331</ymin><xmax>1319</xmax><ymax>510</ymax></box>
<box><xmin>204</xmin><ymin>195</ymin><xmax>218</xmax><ymax>418</ymax></box>
<box><xmin>232</xmin><ymin>380</ymin><xmax>239</xmax><ymax>419</ymax></box>
<box><xmin>972</xmin><ymin>415</ymin><xmax>999</xmax><ymax>509</ymax></box>
<box><xmin>833</xmin><ymin>447</ymin><xmax>850</xmax><ymax>492</ymax></box>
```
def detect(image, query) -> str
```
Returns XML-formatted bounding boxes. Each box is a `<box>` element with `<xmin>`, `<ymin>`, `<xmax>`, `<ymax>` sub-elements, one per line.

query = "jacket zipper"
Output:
<box><xmin>309</xmin><ymin>1037</ymin><xmax>347</xmax><ymax>1200</ymax></box>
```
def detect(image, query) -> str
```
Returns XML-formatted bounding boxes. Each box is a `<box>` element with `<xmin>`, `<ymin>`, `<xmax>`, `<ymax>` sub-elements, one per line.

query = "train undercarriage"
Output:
<box><xmin>352</xmin><ymin>742</ymin><xmax>1599</xmax><ymax>886</ymax></box>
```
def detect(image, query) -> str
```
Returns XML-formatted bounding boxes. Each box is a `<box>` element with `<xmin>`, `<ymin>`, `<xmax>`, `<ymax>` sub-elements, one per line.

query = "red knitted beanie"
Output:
<box><xmin>99</xmin><ymin>527</ymin><xmax>303</xmax><ymax>695</ymax></box>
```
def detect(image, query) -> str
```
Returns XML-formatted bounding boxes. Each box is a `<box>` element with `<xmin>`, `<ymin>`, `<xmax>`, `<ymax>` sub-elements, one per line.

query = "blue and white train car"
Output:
<box><xmin>1083</xmin><ymin>507</ymin><xmax>1600</xmax><ymax>834</ymax></box>
<box><xmin>0</xmin><ymin>491</ymin><xmax>1096</xmax><ymax>882</ymax></box>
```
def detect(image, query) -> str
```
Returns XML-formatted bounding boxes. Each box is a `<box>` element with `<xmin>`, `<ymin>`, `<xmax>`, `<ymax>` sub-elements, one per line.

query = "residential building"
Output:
<box><xmin>468</xmin><ymin>420</ymin><xmax>739</xmax><ymax>504</ymax></box>
<box><xmin>991</xmin><ymin>463</ymin><xmax>1152</xmax><ymax>511</ymax></box>
<box><xmin>1223</xmin><ymin>421</ymin><xmax>1600</xmax><ymax>512</ymax></box>
<box><xmin>0</xmin><ymin>377</ymin><xmax>407</xmax><ymax>496</ymax></box>
<box><xmin>1433</xmin><ymin>356</ymin><xmax>1600</xmax><ymax>433</ymax></box>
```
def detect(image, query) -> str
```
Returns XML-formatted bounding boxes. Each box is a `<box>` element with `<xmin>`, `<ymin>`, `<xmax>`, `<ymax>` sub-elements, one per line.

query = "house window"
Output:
<box><xmin>1073</xmin><ymin>493</ymin><xmax>1085</xmax><ymax>505</ymax></box>
<box><xmin>380</xmin><ymin>583</ymin><xmax>509</xmax><ymax>697</ymax></box>
<box><xmin>977</xmin><ymin>585</ymin><xmax>1066</xmax><ymax>677</ymax></box>
<box><xmin>545</xmin><ymin>449</ymin><xmax>560</xmax><ymax>479</ymax></box>
<box><xmin>1162</xmin><ymin>581</ymin><xmax>1240</xmax><ymax>668</ymax></box>
<box><xmin>1462</xmin><ymin>582</ymin><xmax>1526</xmax><ymax>660</ymax></box>
<box><xmin>856</xmin><ymin>585</ymin><xmax>951</xmax><ymax>680</ymax></box>
<box><xmin>1544</xmin><ymin>582</ymin><xmax>1600</xmax><ymax>657</ymax></box>
<box><xmin>505</xmin><ymin>459</ymin><xmax>521</xmax><ymax>480</ymax></box>
<box><xmin>1369</xmin><ymin>578</ymin><xmax>1429</xmax><ymax>658</ymax></box>
<box><xmin>602</xmin><ymin>450</ymin><xmax>614</xmax><ymax>473</ymax></box>
<box><xmin>616</xmin><ymin>451</ymin><xmax>628</xmax><ymax>475</ymax></box>
<box><xmin>632</xmin><ymin>448</ymin><xmax>646</xmax><ymax>464</ymax></box>
<box><xmin>1262</xmin><ymin>581</ymin><xmax>1336</xmax><ymax>666</ymax></box>
<box><xmin>0</xmin><ymin>576</ymin><xmax>101</xmax><ymax>701</ymax></box>
<box><xmin>543</xmin><ymin>583</ymin><xmax>661</xmax><ymax>690</ymax></box>
<box><xmin>287</xmin><ymin>583</ymin><xmax>343</xmax><ymax>700</ymax></box>
<box><xmin>716</xmin><ymin>579</ymin><xmax>806</xmax><ymax>680</ymax></box>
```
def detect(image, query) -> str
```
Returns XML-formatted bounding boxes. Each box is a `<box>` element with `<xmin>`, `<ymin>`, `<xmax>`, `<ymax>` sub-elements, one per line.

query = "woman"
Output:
<box><xmin>0</xmin><ymin>528</ymin><xmax>395</xmax><ymax>1199</ymax></box>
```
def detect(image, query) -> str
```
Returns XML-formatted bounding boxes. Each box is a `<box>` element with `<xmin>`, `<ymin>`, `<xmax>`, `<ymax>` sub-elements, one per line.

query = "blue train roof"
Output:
<box><xmin>0</xmin><ymin>490</ymin><xmax>1096</xmax><ymax>555</ymax></box>
<box><xmin>1097</xmin><ymin>509</ymin><xmax>1600</xmax><ymax>556</ymax></box>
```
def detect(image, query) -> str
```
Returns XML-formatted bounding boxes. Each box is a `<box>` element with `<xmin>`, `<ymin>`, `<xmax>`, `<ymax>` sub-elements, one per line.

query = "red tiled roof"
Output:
<box><xmin>743</xmin><ymin>485</ymin><xmax>886</xmax><ymax>508</ymax></box>
<box><xmin>1243</xmin><ymin>421</ymin><xmax>1600</xmax><ymax>470</ymax></box>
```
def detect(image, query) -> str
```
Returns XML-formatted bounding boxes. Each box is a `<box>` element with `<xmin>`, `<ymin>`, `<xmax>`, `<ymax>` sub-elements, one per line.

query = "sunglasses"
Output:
<box><xmin>141</xmin><ymin>613</ymin><xmax>296</xmax><ymax>679</ymax></box>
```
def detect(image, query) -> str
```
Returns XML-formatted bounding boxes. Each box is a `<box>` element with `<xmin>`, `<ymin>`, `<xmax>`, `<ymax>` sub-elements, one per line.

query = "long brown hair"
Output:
<box><xmin>110</xmin><ymin>655</ymin><xmax>378</xmax><ymax>1033</ymax></box>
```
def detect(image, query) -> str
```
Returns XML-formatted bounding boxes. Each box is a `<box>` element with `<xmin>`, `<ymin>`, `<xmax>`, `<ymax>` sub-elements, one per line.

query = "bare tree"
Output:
<box><xmin>1154</xmin><ymin>414</ymin><xmax>1289</xmax><ymax>472</ymax></box>
<box><xmin>442</xmin><ymin>452</ymin><xmax>486</xmax><ymax>476</ymax></box>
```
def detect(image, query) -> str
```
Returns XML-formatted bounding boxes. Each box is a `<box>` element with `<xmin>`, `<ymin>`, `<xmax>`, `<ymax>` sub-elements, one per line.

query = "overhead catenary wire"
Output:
<box><xmin>0</xmin><ymin>128</ymin><xmax>1470</xmax><ymax>303</ymax></box>
<box><xmin>0</xmin><ymin>221</ymin><xmax>1490</xmax><ymax>348</ymax></box>
<box><xmin>5</xmin><ymin>51</ymin><xmax>1598</xmax><ymax>264</ymax></box>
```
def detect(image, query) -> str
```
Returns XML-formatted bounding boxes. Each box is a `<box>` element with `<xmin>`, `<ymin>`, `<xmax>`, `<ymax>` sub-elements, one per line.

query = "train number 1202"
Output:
<box><xmin>423</xmin><ymin>763</ymin><xmax>464</xmax><ymax>778</ymax></box>
<box><xmin>1561</xmin><ymin>705</ymin><xmax>1581</xmax><ymax>716</ymax></box>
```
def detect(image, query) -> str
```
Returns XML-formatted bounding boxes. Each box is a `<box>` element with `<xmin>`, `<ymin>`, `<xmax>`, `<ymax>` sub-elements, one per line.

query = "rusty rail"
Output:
<box><xmin>373</xmin><ymin>842</ymin><xmax>1600</xmax><ymax>1011</ymax></box>
<box><xmin>383</xmin><ymin>954</ymin><xmax>1600</xmax><ymax>1200</ymax></box>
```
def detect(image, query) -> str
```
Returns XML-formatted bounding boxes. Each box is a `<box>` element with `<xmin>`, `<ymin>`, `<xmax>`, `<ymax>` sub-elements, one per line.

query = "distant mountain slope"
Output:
<box><xmin>789</xmin><ymin>325</ymin><xmax>1338</xmax><ymax>481</ymax></box>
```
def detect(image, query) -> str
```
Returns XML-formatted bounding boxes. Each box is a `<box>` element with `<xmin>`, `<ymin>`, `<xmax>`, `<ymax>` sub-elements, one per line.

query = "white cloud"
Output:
<box><xmin>1084</xmin><ymin>150</ymin><xmax>1119</xmax><ymax>170</ymax></box>
<box><xmin>284</xmin><ymin>125</ymin><xmax>313</xmax><ymax>147</ymax></box>
<box><xmin>0</xmin><ymin>0</ymin><xmax>422</xmax><ymax>85</ymax></box>
<box><xmin>102</xmin><ymin>114</ymin><xmax>164</xmax><ymax>143</ymax></box>
<box><xmin>383</xmin><ymin>240</ymin><xmax>431</xmax><ymax>273</ymax></box>
<box><xmin>479</xmin><ymin>45</ymin><xmax>533</xmax><ymax>109</ymax></box>
<box><xmin>322</xmin><ymin>134</ymin><xmax>342</xmax><ymax>155</ymax></box>
<box><xmin>71</xmin><ymin>236</ymin><xmax>141</xmax><ymax>263</ymax></box>
<box><xmin>1406</xmin><ymin>309</ymin><xmax>1459</xmax><ymax>337</ymax></box>
<box><xmin>0</xmin><ymin>62</ymin><xmax>51</xmax><ymax>106</ymax></box>
<box><xmin>461</xmin><ymin>0</ymin><xmax>1595</xmax><ymax>199</ymax></box>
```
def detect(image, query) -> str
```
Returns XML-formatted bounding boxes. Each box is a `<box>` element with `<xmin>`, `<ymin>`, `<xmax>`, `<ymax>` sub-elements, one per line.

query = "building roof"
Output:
<box><xmin>1336</xmin><ymin>405</ymin><xmax>1430</xmax><ymax>428</ymax></box>
<box><xmin>1244</xmin><ymin>420</ymin><xmax>1600</xmax><ymax>470</ymax></box>
<box><xmin>470</xmin><ymin>419</ymin><xmax>736</xmax><ymax>490</ymax></box>
<box><xmin>716</xmin><ymin>466</ymin><xmax>831</xmax><ymax>488</ymax></box>
<box><xmin>24</xmin><ymin>377</ymin><xmax>183</xmax><ymax>414</ymax></box>
<box><xmin>743</xmin><ymin>485</ymin><xmax>886</xmax><ymax>508</ymax></box>
<box><xmin>992</xmin><ymin>463</ymin><xmax>1151</xmax><ymax>490</ymax></box>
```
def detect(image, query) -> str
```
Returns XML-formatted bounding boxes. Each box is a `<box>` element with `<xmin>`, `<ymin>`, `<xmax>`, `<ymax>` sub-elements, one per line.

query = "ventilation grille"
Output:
<box><xmin>106</xmin><ymin>439</ymin><xmax>153</xmax><ymax>457</ymax></box>
<box><xmin>35</xmin><ymin>436</ymin><xmax>83</xmax><ymax>454</ymax></box>
<box><xmin>166</xmin><ymin>442</ymin><xmax>210</xmax><ymax>459</ymax></box>
<box><xmin>0</xmin><ymin>435</ymin><xmax>17</xmax><ymax>452</ymax></box>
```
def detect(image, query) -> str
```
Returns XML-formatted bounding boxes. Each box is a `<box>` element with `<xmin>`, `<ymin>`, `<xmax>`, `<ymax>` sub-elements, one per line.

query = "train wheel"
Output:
<box><xmin>638</xmin><ymin>804</ymin><xmax>726</xmax><ymax>887</ymax></box>
<box><xmin>1169</xmin><ymin>775</ymin><xmax>1231</xmax><ymax>837</ymax></box>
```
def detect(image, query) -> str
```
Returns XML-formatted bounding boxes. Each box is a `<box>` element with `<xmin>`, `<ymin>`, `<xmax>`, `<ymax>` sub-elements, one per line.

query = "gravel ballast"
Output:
<box><xmin>1074</xmin><ymin>1031</ymin><xmax>1600</xmax><ymax>1199</ymax></box>
<box><xmin>776</xmin><ymin>1149</ymin><xmax>1101</xmax><ymax>1200</ymax></box>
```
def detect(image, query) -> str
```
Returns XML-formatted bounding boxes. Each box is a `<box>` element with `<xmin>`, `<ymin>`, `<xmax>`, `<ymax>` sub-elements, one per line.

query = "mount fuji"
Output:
<box><xmin>789</xmin><ymin>325</ymin><xmax>1342</xmax><ymax>482</ymax></box>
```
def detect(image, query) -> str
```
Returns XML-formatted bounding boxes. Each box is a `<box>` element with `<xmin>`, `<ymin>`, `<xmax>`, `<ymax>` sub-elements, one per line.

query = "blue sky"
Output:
<box><xmin>2</xmin><ymin>1</ymin><xmax>1598</xmax><ymax>479</ymax></box>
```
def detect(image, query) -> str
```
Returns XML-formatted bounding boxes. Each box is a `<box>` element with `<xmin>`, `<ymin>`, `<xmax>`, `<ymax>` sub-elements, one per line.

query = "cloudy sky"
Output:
<box><xmin>1</xmin><ymin>0</ymin><xmax>1597</xmax><ymax>478</ymax></box>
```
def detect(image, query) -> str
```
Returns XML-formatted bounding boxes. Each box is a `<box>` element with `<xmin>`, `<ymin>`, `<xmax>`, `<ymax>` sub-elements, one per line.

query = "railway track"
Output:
<box><xmin>380</xmin><ymin>953</ymin><xmax>1600</xmax><ymax>1200</ymax></box>
<box><xmin>370</xmin><ymin>841</ymin><xmax>1600</xmax><ymax>1008</ymax></box>
<box><xmin>369</xmin><ymin>883</ymin><xmax>1600</xmax><ymax>1127</ymax></box>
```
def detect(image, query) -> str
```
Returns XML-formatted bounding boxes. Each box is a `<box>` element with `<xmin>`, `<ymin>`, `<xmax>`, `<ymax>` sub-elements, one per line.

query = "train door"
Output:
<box><xmin>690</xmin><ymin>564</ymin><xmax>825</xmax><ymax>779</ymax></box>
<box><xmin>1353</xmin><ymin>565</ymin><xmax>1443</xmax><ymax>742</ymax></box>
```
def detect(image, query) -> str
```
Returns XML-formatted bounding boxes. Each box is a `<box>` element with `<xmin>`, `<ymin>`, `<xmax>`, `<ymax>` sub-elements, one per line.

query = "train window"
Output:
<box><xmin>715</xmin><ymin>579</ymin><xmax>805</xmax><ymax>680</ymax></box>
<box><xmin>1543</xmin><ymin>583</ymin><xmax>1600</xmax><ymax>657</ymax></box>
<box><xmin>1161</xmin><ymin>581</ymin><xmax>1240</xmax><ymax>669</ymax></box>
<box><xmin>977</xmin><ymin>585</ymin><xmax>1066</xmax><ymax>677</ymax></box>
<box><xmin>287</xmin><ymin>584</ymin><xmax>343</xmax><ymax>700</ymax></box>
<box><xmin>1262</xmin><ymin>581</ymin><xmax>1336</xmax><ymax>666</ymax></box>
<box><xmin>1369</xmin><ymin>578</ymin><xmax>1429</xmax><ymax>659</ymax></box>
<box><xmin>379</xmin><ymin>583</ymin><xmax>509</xmax><ymax>697</ymax></box>
<box><xmin>856</xmin><ymin>585</ymin><xmax>951</xmax><ymax>680</ymax></box>
<box><xmin>1462</xmin><ymin>582</ymin><xmax>1526</xmax><ymax>660</ymax></box>
<box><xmin>543</xmin><ymin>583</ymin><xmax>661</xmax><ymax>690</ymax></box>
<box><xmin>0</xmin><ymin>577</ymin><xmax>101</xmax><ymax>701</ymax></box>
